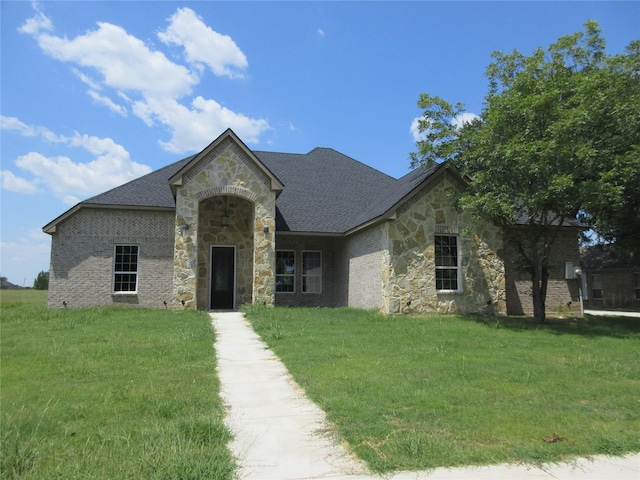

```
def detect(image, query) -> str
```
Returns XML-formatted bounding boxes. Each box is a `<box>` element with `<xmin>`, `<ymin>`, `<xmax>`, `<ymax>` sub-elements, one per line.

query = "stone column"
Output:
<box><xmin>173</xmin><ymin>191</ymin><xmax>199</xmax><ymax>309</ymax></box>
<box><xmin>252</xmin><ymin>209</ymin><xmax>276</xmax><ymax>306</ymax></box>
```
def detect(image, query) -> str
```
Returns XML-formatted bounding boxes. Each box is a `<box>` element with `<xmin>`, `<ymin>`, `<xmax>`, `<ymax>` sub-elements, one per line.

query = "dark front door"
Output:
<box><xmin>210</xmin><ymin>246</ymin><xmax>235</xmax><ymax>310</ymax></box>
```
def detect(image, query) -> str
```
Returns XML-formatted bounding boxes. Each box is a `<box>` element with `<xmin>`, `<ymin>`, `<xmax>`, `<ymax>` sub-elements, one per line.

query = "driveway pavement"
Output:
<box><xmin>584</xmin><ymin>309</ymin><xmax>640</xmax><ymax>318</ymax></box>
<box><xmin>211</xmin><ymin>311</ymin><xmax>640</xmax><ymax>480</ymax></box>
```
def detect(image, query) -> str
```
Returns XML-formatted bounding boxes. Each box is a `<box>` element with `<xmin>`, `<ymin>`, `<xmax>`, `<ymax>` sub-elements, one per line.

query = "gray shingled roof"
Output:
<box><xmin>82</xmin><ymin>155</ymin><xmax>195</xmax><ymax>208</ymax></box>
<box><xmin>581</xmin><ymin>244</ymin><xmax>640</xmax><ymax>270</ymax></box>
<box><xmin>256</xmin><ymin>148</ymin><xmax>398</xmax><ymax>233</ymax></box>
<box><xmin>55</xmin><ymin>144</ymin><xmax>442</xmax><ymax>234</ymax></box>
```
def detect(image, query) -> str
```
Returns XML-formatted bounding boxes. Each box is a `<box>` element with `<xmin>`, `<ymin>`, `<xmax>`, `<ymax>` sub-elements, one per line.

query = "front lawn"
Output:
<box><xmin>244</xmin><ymin>306</ymin><xmax>640</xmax><ymax>472</ymax></box>
<box><xmin>0</xmin><ymin>291</ymin><xmax>236</xmax><ymax>480</ymax></box>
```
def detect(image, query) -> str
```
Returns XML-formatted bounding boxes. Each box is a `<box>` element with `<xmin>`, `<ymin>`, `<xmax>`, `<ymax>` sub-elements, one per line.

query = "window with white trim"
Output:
<box><xmin>302</xmin><ymin>251</ymin><xmax>322</xmax><ymax>293</ymax></box>
<box><xmin>113</xmin><ymin>245</ymin><xmax>139</xmax><ymax>293</ymax></box>
<box><xmin>633</xmin><ymin>273</ymin><xmax>640</xmax><ymax>301</ymax></box>
<box><xmin>435</xmin><ymin>235</ymin><xmax>461</xmax><ymax>292</ymax></box>
<box><xmin>276</xmin><ymin>250</ymin><xmax>295</xmax><ymax>293</ymax></box>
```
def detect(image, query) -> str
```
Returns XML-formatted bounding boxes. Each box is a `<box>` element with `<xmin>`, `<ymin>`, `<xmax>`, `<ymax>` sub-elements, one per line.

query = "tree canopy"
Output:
<box><xmin>33</xmin><ymin>270</ymin><xmax>49</xmax><ymax>290</ymax></box>
<box><xmin>411</xmin><ymin>21</ymin><xmax>639</xmax><ymax>321</ymax></box>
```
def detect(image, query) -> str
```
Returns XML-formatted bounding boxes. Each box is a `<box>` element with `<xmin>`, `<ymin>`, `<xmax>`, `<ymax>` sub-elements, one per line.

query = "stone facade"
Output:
<box><xmin>382</xmin><ymin>172</ymin><xmax>506</xmax><ymax>315</ymax></box>
<box><xmin>172</xmin><ymin>138</ymin><xmax>277</xmax><ymax>309</ymax></box>
<box><xmin>48</xmin><ymin>208</ymin><xmax>175</xmax><ymax>309</ymax></box>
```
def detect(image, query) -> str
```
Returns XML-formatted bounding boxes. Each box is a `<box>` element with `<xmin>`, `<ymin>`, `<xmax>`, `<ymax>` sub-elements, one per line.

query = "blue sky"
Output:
<box><xmin>1</xmin><ymin>1</ymin><xmax>638</xmax><ymax>287</ymax></box>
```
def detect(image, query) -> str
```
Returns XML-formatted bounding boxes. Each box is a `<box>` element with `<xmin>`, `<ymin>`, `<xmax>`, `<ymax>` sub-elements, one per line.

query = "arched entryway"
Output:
<box><xmin>196</xmin><ymin>195</ymin><xmax>254</xmax><ymax>310</ymax></box>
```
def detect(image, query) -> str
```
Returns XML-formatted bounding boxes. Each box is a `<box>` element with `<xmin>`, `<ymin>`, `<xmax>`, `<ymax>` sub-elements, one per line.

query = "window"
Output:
<box><xmin>302</xmin><ymin>251</ymin><xmax>322</xmax><ymax>293</ymax></box>
<box><xmin>591</xmin><ymin>274</ymin><xmax>603</xmax><ymax>300</ymax></box>
<box><xmin>276</xmin><ymin>251</ymin><xmax>295</xmax><ymax>293</ymax></box>
<box><xmin>634</xmin><ymin>273</ymin><xmax>640</xmax><ymax>301</ymax></box>
<box><xmin>435</xmin><ymin>235</ymin><xmax>461</xmax><ymax>292</ymax></box>
<box><xmin>113</xmin><ymin>245</ymin><xmax>139</xmax><ymax>293</ymax></box>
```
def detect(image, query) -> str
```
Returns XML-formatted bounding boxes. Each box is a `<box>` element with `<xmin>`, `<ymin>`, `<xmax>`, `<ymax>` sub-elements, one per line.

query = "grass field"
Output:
<box><xmin>244</xmin><ymin>306</ymin><xmax>640</xmax><ymax>472</ymax></box>
<box><xmin>0</xmin><ymin>290</ymin><xmax>236</xmax><ymax>480</ymax></box>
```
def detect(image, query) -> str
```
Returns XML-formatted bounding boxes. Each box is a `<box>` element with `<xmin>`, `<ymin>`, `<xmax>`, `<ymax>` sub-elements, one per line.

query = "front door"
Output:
<box><xmin>210</xmin><ymin>246</ymin><xmax>235</xmax><ymax>310</ymax></box>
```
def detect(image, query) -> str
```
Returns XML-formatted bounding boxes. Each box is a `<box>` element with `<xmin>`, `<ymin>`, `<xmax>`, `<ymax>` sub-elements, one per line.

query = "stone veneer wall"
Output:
<box><xmin>383</xmin><ymin>173</ymin><xmax>506</xmax><ymax>315</ymax></box>
<box><xmin>504</xmin><ymin>228</ymin><xmax>582</xmax><ymax>315</ymax></box>
<box><xmin>173</xmin><ymin>139</ymin><xmax>276</xmax><ymax>309</ymax></box>
<box><xmin>47</xmin><ymin>208</ymin><xmax>175</xmax><ymax>309</ymax></box>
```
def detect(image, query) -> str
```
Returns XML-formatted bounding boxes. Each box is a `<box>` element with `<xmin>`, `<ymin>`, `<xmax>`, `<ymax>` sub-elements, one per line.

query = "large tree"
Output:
<box><xmin>411</xmin><ymin>22</ymin><xmax>640</xmax><ymax>322</ymax></box>
<box><xmin>33</xmin><ymin>270</ymin><xmax>49</xmax><ymax>290</ymax></box>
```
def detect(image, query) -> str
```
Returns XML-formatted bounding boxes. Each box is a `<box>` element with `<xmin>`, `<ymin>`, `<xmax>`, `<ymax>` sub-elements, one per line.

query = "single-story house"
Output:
<box><xmin>581</xmin><ymin>244</ymin><xmax>640</xmax><ymax>310</ymax></box>
<box><xmin>1</xmin><ymin>277</ymin><xmax>23</xmax><ymax>290</ymax></box>
<box><xmin>43</xmin><ymin>129</ymin><xmax>582</xmax><ymax>315</ymax></box>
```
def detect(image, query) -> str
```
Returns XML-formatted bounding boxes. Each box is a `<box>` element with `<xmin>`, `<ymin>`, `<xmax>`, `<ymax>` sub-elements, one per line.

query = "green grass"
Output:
<box><xmin>1</xmin><ymin>290</ymin><xmax>236</xmax><ymax>480</ymax></box>
<box><xmin>244</xmin><ymin>306</ymin><xmax>640</xmax><ymax>472</ymax></box>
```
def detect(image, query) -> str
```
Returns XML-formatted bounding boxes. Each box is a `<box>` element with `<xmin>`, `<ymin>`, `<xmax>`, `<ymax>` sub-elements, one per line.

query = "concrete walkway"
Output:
<box><xmin>211</xmin><ymin>312</ymin><xmax>640</xmax><ymax>480</ymax></box>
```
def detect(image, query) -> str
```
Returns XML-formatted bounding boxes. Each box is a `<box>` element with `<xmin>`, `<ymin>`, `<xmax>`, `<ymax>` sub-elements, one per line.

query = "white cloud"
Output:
<box><xmin>19</xmin><ymin>6</ymin><xmax>270</xmax><ymax>153</ymax></box>
<box><xmin>1</xmin><ymin>115</ymin><xmax>66</xmax><ymax>142</ymax></box>
<box><xmin>18</xmin><ymin>1</ymin><xmax>52</xmax><ymax>35</ymax></box>
<box><xmin>88</xmin><ymin>90</ymin><xmax>128</xmax><ymax>116</ymax></box>
<box><xmin>3</xmin><ymin>118</ymin><xmax>151</xmax><ymax>204</ymax></box>
<box><xmin>1</xmin><ymin>115</ymin><xmax>37</xmax><ymax>136</ymax></box>
<box><xmin>158</xmin><ymin>8</ymin><xmax>248</xmax><ymax>79</ymax></box>
<box><xmin>0</xmin><ymin>170</ymin><xmax>39</xmax><ymax>194</ymax></box>
<box><xmin>148</xmin><ymin>96</ymin><xmax>270</xmax><ymax>152</ymax></box>
<box><xmin>33</xmin><ymin>21</ymin><xmax>198</xmax><ymax>98</ymax></box>
<box><xmin>15</xmin><ymin>136</ymin><xmax>150</xmax><ymax>204</ymax></box>
<box><xmin>316</xmin><ymin>28</ymin><xmax>325</xmax><ymax>38</ymax></box>
<box><xmin>452</xmin><ymin>112</ymin><xmax>480</xmax><ymax>129</ymax></box>
<box><xmin>410</xmin><ymin>112</ymin><xmax>481</xmax><ymax>142</ymax></box>
<box><xmin>72</xmin><ymin>67</ymin><xmax>101</xmax><ymax>91</ymax></box>
<box><xmin>410</xmin><ymin>117</ymin><xmax>427</xmax><ymax>142</ymax></box>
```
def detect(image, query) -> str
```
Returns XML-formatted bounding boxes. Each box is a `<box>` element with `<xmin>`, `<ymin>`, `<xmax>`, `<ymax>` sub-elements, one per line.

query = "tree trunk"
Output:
<box><xmin>531</xmin><ymin>256</ymin><xmax>545</xmax><ymax>323</ymax></box>
<box><xmin>530</xmin><ymin>236</ymin><xmax>551</xmax><ymax>323</ymax></box>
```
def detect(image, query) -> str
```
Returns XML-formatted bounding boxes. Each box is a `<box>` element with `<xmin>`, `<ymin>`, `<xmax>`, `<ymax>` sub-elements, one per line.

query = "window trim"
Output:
<box><xmin>275</xmin><ymin>250</ymin><xmax>296</xmax><ymax>294</ymax></box>
<box><xmin>434</xmin><ymin>234</ymin><xmax>462</xmax><ymax>293</ymax></box>
<box><xmin>633</xmin><ymin>272</ymin><xmax>640</xmax><ymax>301</ymax></box>
<box><xmin>113</xmin><ymin>244</ymin><xmax>139</xmax><ymax>294</ymax></box>
<box><xmin>302</xmin><ymin>250</ymin><xmax>322</xmax><ymax>294</ymax></box>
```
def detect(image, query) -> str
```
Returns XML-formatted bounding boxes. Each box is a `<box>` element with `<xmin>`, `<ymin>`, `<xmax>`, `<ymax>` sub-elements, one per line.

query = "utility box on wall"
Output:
<box><xmin>565</xmin><ymin>262</ymin><xmax>575</xmax><ymax>280</ymax></box>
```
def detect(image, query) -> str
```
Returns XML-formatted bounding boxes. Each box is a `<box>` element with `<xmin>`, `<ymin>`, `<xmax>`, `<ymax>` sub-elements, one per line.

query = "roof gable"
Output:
<box><xmin>168</xmin><ymin>129</ymin><xmax>284</xmax><ymax>197</ymax></box>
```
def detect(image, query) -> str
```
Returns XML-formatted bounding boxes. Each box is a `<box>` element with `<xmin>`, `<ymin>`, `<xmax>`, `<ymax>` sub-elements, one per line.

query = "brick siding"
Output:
<box><xmin>504</xmin><ymin>227</ymin><xmax>582</xmax><ymax>315</ymax></box>
<box><xmin>583</xmin><ymin>268</ymin><xmax>640</xmax><ymax>310</ymax></box>
<box><xmin>273</xmin><ymin>234</ymin><xmax>340</xmax><ymax>307</ymax></box>
<box><xmin>340</xmin><ymin>226</ymin><xmax>385</xmax><ymax>310</ymax></box>
<box><xmin>48</xmin><ymin>208</ymin><xmax>175</xmax><ymax>309</ymax></box>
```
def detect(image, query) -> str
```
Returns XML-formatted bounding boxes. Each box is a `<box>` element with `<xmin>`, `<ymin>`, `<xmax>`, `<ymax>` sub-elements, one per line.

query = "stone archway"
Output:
<box><xmin>171</xmin><ymin>133</ymin><xmax>279</xmax><ymax>310</ymax></box>
<box><xmin>196</xmin><ymin>195</ymin><xmax>255</xmax><ymax>310</ymax></box>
